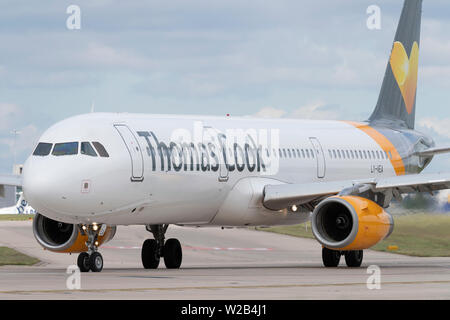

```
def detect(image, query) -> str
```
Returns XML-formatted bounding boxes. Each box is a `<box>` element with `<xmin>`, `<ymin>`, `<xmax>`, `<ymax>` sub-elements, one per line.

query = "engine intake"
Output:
<box><xmin>311</xmin><ymin>196</ymin><xmax>394</xmax><ymax>250</ymax></box>
<box><xmin>33</xmin><ymin>213</ymin><xmax>116</xmax><ymax>253</ymax></box>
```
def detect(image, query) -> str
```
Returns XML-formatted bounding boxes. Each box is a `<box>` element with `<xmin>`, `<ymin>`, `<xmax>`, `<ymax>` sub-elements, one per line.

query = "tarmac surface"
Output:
<box><xmin>0</xmin><ymin>220</ymin><xmax>449</xmax><ymax>300</ymax></box>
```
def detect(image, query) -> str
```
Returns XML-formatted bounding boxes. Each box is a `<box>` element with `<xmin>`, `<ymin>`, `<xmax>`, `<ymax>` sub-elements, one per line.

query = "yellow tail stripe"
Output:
<box><xmin>345</xmin><ymin>121</ymin><xmax>405</xmax><ymax>176</ymax></box>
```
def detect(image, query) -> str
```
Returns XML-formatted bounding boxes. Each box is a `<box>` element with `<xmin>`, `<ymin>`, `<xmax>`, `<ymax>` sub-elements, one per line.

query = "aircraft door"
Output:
<box><xmin>309</xmin><ymin>137</ymin><xmax>326</xmax><ymax>179</ymax></box>
<box><xmin>203</xmin><ymin>126</ymin><xmax>229</xmax><ymax>182</ymax></box>
<box><xmin>114</xmin><ymin>124</ymin><xmax>145</xmax><ymax>182</ymax></box>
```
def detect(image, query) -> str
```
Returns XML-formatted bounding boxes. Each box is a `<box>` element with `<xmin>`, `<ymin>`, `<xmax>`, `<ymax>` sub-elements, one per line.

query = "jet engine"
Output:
<box><xmin>33</xmin><ymin>213</ymin><xmax>116</xmax><ymax>253</ymax></box>
<box><xmin>311</xmin><ymin>196</ymin><xmax>394</xmax><ymax>251</ymax></box>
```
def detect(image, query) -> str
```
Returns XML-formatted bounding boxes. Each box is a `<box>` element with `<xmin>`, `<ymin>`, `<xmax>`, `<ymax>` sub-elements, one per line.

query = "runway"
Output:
<box><xmin>0</xmin><ymin>220</ymin><xmax>449</xmax><ymax>300</ymax></box>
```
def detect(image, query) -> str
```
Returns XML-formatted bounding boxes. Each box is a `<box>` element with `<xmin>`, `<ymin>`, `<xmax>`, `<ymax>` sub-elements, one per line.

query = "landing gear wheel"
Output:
<box><xmin>89</xmin><ymin>252</ymin><xmax>104</xmax><ymax>272</ymax></box>
<box><xmin>163</xmin><ymin>238</ymin><xmax>182</xmax><ymax>269</ymax></box>
<box><xmin>77</xmin><ymin>252</ymin><xmax>90</xmax><ymax>272</ymax></box>
<box><xmin>344</xmin><ymin>250</ymin><xmax>363</xmax><ymax>267</ymax></box>
<box><xmin>322</xmin><ymin>247</ymin><xmax>341</xmax><ymax>267</ymax></box>
<box><xmin>142</xmin><ymin>239</ymin><xmax>160</xmax><ymax>269</ymax></box>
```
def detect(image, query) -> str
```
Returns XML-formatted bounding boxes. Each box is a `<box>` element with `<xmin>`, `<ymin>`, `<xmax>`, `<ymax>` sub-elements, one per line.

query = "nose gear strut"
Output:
<box><xmin>77</xmin><ymin>224</ymin><xmax>104</xmax><ymax>272</ymax></box>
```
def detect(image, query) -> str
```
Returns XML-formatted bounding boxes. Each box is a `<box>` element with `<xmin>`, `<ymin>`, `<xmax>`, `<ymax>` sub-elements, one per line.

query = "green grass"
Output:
<box><xmin>0</xmin><ymin>214</ymin><xmax>35</xmax><ymax>221</ymax></box>
<box><xmin>259</xmin><ymin>214</ymin><xmax>450</xmax><ymax>257</ymax></box>
<box><xmin>0</xmin><ymin>247</ymin><xmax>40</xmax><ymax>266</ymax></box>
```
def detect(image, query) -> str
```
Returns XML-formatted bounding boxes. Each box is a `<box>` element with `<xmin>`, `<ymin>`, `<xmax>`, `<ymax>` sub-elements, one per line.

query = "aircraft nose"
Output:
<box><xmin>23</xmin><ymin>157</ymin><xmax>53</xmax><ymax>212</ymax></box>
<box><xmin>23</xmin><ymin>156</ymin><xmax>77</xmax><ymax>216</ymax></box>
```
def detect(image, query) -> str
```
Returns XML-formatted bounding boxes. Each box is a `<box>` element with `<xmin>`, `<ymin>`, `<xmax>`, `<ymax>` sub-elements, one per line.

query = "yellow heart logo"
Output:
<box><xmin>389</xmin><ymin>41</ymin><xmax>419</xmax><ymax>114</ymax></box>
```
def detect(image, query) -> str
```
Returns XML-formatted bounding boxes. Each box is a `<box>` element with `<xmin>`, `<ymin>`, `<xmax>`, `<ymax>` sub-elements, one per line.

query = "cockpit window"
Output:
<box><xmin>81</xmin><ymin>142</ymin><xmax>98</xmax><ymax>157</ymax></box>
<box><xmin>52</xmin><ymin>142</ymin><xmax>79</xmax><ymax>156</ymax></box>
<box><xmin>33</xmin><ymin>143</ymin><xmax>53</xmax><ymax>156</ymax></box>
<box><xmin>92</xmin><ymin>142</ymin><xmax>109</xmax><ymax>158</ymax></box>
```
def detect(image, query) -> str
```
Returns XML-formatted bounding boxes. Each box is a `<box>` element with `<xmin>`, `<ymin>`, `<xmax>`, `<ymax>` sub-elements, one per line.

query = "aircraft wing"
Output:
<box><xmin>0</xmin><ymin>174</ymin><xmax>22</xmax><ymax>187</ymax></box>
<box><xmin>263</xmin><ymin>173</ymin><xmax>450</xmax><ymax>211</ymax></box>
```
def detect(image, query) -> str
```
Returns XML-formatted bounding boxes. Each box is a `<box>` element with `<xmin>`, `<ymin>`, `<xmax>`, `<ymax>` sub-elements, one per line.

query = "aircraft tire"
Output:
<box><xmin>344</xmin><ymin>250</ymin><xmax>363</xmax><ymax>267</ymax></box>
<box><xmin>142</xmin><ymin>239</ymin><xmax>160</xmax><ymax>269</ymax></box>
<box><xmin>77</xmin><ymin>252</ymin><xmax>90</xmax><ymax>272</ymax></box>
<box><xmin>322</xmin><ymin>247</ymin><xmax>341</xmax><ymax>267</ymax></box>
<box><xmin>163</xmin><ymin>238</ymin><xmax>182</xmax><ymax>269</ymax></box>
<box><xmin>89</xmin><ymin>252</ymin><xmax>104</xmax><ymax>272</ymax></box>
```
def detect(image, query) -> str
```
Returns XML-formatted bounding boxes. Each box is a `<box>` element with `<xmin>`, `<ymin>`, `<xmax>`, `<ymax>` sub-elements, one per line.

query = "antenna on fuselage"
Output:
<box><xmin>91</xmin><ymin>101</ymin><xmax>95</xmax><ymax>113</ymax></box>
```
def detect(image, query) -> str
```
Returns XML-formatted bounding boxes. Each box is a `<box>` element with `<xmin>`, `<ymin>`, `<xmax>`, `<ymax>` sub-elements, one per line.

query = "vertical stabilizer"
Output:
<box><xmin>369</xmin><ymin>0</ymin><xmax>422</xmax><ymax>129</ymax></box>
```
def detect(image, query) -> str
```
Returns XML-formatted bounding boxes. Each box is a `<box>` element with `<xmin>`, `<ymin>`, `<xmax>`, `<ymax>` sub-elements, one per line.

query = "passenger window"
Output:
<box><xmin>301</xmin><ymin>149</ymin><xmax>305</xmax><ymax>158</ymax></box>
<box><xmin>33</xmin><ymin>143</ymin><xmax>53</xmax><ymax>156</ymax></box>
<box><xmin>287</xmin><ymin>149</ymin><xmax>292</xmax><ymax>158</ymax></box>
<box><xmin>305</xmin><ymin>149</ymin><xmax>310</xmax><ymax>158</ymax></box>
<box><xmin>52</xmin><ymin>142</ymin><xmax>78</xmax><ymax>156</ymax></box>
<box><xmin>328</xmin><ymin>150</ymin><xmax>333</xmax><ymax>158</ymax></box>
<box><xmin>92</xmin><ymin>142</ymin><xmax>110</xmax><ymax>158</ymax></box>
<box><xmin>310</xmin><ymin>149</ymin><xmax>315</xmax><ymax>158</ymax></box>
<box><xmin>81</xmin><ymin>142</ymin><xmax>98</xmax><ymax>157</ymax></box>
<box><xmin>332</xmin><ymin>150</ymin><xmax>337</xmax><ymax>158</ymax></box>
<box><xmin>283</xmin><ymin>149</ymin><xmax>287</xmax><ymax>158</ymax></box>
<box><xmin>297</xmin><ymin>149</ymin><xmax>301</xmax><ymax>158</ymax></box>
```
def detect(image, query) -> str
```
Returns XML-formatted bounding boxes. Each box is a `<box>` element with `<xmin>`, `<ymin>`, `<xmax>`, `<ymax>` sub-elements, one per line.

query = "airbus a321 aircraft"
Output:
<box><xmin>2</xmin><ymin>0</ymin><xmax>449</xmax><ymax>272</ymax></box>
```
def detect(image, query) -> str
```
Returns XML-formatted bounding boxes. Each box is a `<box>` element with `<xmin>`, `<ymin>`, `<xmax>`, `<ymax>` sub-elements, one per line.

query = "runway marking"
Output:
<box><xmin>183</xmin><ymin>246</ymin><xmax>273</xmax><ymax>251</ymax></box>
<box><xmin>1</xmin><ymin>280</ymin><xmax>450</xmax><ymax>295</ymax></box>
<box><xmin>102</xmin><ymin>245</ymin><xmax>273</xmax><ymax>251</ymax></box>
<box><xmin>102</xmin><ymin>246</ymin><xmax>140</xmax><ymax>250</ymax></box>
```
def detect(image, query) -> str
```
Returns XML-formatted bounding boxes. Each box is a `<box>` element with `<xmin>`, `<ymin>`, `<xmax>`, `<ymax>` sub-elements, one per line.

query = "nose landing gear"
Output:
<box><xmin>141</xmin><ymin>224</ymin><xmax>182</xmax><ymax>269</ymax></box>
<box><xmin>77</xmin><ymin>224</ymin><xmax>104</xmax><ymax>272</ymax></box>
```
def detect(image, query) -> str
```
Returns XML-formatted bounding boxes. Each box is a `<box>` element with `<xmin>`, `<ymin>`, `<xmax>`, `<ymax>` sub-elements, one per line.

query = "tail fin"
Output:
<box><xmin>15</xmin><ymin>192</ymin><xmax>24</xmax><ymax>208</ymax></box>
<box><xmin>368</xmin><ymin>0</ymin><xmax>422</xmax><ymax>129</ymax></box>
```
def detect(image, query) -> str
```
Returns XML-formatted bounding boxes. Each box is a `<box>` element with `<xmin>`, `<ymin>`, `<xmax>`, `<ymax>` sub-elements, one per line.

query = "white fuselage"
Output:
<box><xmin>23</xmin><ymin>113</ymin><xmax>401</xmax><ymax>227</ymax></box>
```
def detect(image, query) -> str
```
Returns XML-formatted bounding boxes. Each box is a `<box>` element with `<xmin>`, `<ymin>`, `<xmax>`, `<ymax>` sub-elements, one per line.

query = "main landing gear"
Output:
<box><xmin>77</xmin><ymin>224</ymin><xmax>104</xmax><ymax>272</ymax></box>
<box><xmin>322</xmin><ymin>247</ymin><xmax>363</xmax><ymax>268</ymax></box>
<box><xmin>141</xmin><ymin>224</ymin><xmax>182</xmax><ymax>269</ymax></box>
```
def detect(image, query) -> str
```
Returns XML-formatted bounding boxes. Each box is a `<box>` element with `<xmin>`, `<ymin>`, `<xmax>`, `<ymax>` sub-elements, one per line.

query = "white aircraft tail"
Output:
<box><xmin>0</xmin><ymin>192</ymin><xmax>35</xmax><ymax>214</ymax></box>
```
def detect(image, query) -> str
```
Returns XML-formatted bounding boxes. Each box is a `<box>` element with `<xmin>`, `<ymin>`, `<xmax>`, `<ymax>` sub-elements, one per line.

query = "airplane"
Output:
<box><xmin>1</xmin><ymin>0</ymin><xmax>449</xmax><ymax>272</ymax></box>
<box><xmin>0</xmin><ymin>192</ymin><xmax>36</xmax><ymax>215</ymax></box>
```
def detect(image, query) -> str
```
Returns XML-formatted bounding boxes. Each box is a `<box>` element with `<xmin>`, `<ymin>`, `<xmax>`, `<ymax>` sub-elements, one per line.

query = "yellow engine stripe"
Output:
<box><xmin>345</xmin><ymin>121</ymin><xmax>405</xmax><ymax>176</ymax></box>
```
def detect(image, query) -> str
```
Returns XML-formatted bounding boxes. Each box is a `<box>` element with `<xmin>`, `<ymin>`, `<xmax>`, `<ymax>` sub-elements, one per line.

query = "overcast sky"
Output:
<box><xmin>0</xmin><ymin>0</ymin><xmax>449</xmax><ymax>175</ymax></box>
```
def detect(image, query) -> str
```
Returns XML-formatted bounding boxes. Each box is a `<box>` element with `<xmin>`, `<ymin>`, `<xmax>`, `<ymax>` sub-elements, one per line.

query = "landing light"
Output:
<box><xmin>291</xmin><ymin>205</ymin><xmax>298</xmax><ymax>212</ymax></box>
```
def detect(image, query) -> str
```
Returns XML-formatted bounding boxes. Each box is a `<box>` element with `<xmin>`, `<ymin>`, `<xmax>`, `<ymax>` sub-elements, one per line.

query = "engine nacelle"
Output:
<box><xmin>33</xmin><ymin>213</ymin><xmax>116</xmax><ymax>253</ymax></box>
<box><xmin>311</xmin><ymin>196</ymin><xmax>394</xmax><ymax>251</ymax></box>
